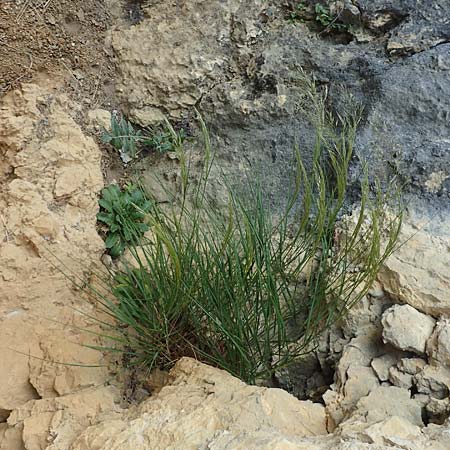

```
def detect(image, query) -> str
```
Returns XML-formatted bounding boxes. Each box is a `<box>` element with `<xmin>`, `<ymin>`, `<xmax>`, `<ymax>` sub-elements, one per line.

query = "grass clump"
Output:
<box><xmin>97</xmin><ymin>184</ymin><xmax>152</xmax><ymax>257</ymax></box>
<box><xmin>81</xmin><ymin>79</ymin><xmax>402</xmax><ymax>385</ymax></box>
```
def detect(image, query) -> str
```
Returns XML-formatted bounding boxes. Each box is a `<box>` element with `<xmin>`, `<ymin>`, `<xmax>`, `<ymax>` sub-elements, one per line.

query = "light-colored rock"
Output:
<box><xmin>388</xmin><ymin>367</ymin><xmax>413</xmax><ymax>390</ymax></box>
<box><xmin>350</xmin><ymin>386</ymin><xmax>423</xmax><ymax>427</ymax></box>
<box><xmin>343</xmin><ymin>366</ymin><xmax>380</xmax><ymax>406</ymax></box>
<box><xmin>340</xmin><ymin>295</ymin><xmax>389</xmax><ymax>339</ymax></box>
<box><xmin>109</xmin><ymin>1</ymin><xmax>247</xmax><ymax>122</ymax></box>
<box><xmin>427</xmin><ymin>319</ymin><xmax>450</xmax><ymax>365</ymax></box>
<box><xmin>413</xmin><ymin>393</ymin><xmax>430</xmax><ymax>408</ymax></box>
<box><xmin>362</xmin><ymin>416</ymin><xmax>422</xmax><ymax>446</ymax></box>
<box><xmin>324</xmin><ymin>333</ymin><xmax>382</xmax><ymax>429</ymax></box>
<box><xmin>426</xmin><ymin>398</ymin><xmax>450</xmax><ymax>423</ymax></box>
<box><xmin>0</xmin><ymin>83</ymin><xmax>106</xmax><ymax>415</ymax></box>
<box><xmin>397</xmin><ymin>358</ymin><xmax>427</xmax><ymax>376</ymax></box>
<box><xmin>381</xmin><ymin>304</ymin><xmax>435</xmax><ymax>354</ymax></box>
<box><xmin>414</xmin><ymin>365</ymin><xmax>450</xmax><ymax>400</ymax></box>
<box><xmin>378</xmin><ymin>222</ymin><xmax>450</xmax><ymax>316</ymax></box>
<box><xmin>367</xmin><ymin>281</ymin><xmax>384</xmax><ymax>298</ymax></box>
<box><xmin>28</xmin><ymin>335</ymin><xmax>107</xmax><ymax>398</ymax></box>
<box><xmin>87</xmin><ymin>108</ymin><xmax>111</xmax><ymax>130</ymax></box>
<box><xmin>69</xmin><ymin>358</ymin><xmax>327</xmax><ymax>450</ymax></box>
<box><xmin>6</xmin><ymin>385</ymin><xmax>120</xmax><ymax>450</ymax></box>
<box><xmin>131</xmin><ymin>106</ymin><xmax>165</xmax><ymax>126</ymax></box>
<box><xmin>371</xmin><ymin>354</ymin><xmax>400</xmax><ymax>382</ymax></box>
<box><xmin>0</xmin><ymin>423</ymin><xmax>23</xmax><ymax>450</ymax></box>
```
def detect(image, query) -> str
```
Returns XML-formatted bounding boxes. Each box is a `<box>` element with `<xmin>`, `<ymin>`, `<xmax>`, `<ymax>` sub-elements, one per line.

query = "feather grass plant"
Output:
<box><xmin>73</xmin><ymin>78</ymin><xmax>402</xmax><ymax>384</ymax></box>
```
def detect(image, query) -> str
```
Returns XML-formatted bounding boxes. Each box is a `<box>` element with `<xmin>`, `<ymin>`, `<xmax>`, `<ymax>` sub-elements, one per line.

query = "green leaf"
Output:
<box><xmin>137</xmin><ymin>223</ymin><xmax>150</xmax><ymax>232</ymax></box>
<box><xmin>105</xmin><ymin>233</ymin><xmax>120</xmax><ymax>249</ymax></box>
<box><xmin>98</xmin><ymin>198</ymin><xmax>113</xmax><ymax>212</ymax></box>
<box><xmin>97</xmin><ymin>212</ymin><xmax>113</xmax><ymax>225</ymax></box>
<box><xmin>109</xmin><ymin>241</ymin><xmax>125</xmax><ymax>257</ymax></box>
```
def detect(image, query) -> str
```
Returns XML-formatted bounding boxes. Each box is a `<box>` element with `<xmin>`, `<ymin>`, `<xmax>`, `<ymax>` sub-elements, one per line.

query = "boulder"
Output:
<box><xmin>6</xmin><ymin>386</ymin><xmax>120</xmax><ymax>450</ymax></box>
<box><xmin>348</xmin><ymin>386</ymin><xmax>423</xmax><ymax>427</ymax></box>
<box><xmin>381</xmin><ymin>305</ymin><xmax>435</xmax><ymax>354</ymax></box>
<box><xmin>388</xmin><ymin>367</ymin><xmax>413</xmax><ymax>390</ymax></box>
<box><xmin>361</xmin><ymin>416</ymin><xmax>422</xmax><ymax>446</ymax></box>
<box><xmin>397</xmin><ymin>358</ymin><xmax>427</xmax><ymax>376</ymax></box>
<box><xmin>378</xmin><ymin>223</ymin><xmax>450</xmax><ymax>317</ymax></box>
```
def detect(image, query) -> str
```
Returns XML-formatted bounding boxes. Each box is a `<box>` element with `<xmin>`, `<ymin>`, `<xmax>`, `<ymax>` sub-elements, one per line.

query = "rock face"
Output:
<box><xmin>358</xmin><ymin>0</ymin><xmax>449</xmax><ymax>54</ymax></box>
<box><xmin>110</xmin><ymin>0</ymin><xmax>450</xmax><ymax>214</ymax></box>
<box><xmin>0</xmin><ymin>82</ymin><xmax>107</xmax><ymax>432</ymax></box>
<box><xmin>428</xmin><ymin>320</ymin><xmax>450</xmax><ymax>365</ymax></box>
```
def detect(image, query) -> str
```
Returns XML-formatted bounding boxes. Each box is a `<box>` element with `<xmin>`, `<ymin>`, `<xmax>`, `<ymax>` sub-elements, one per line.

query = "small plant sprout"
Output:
<box><xmin>102</xmin><ymin>113</ymin><xmax>188</xmax><ymax>163</ymax></box>
<box><xmin>288</xmin><ymin>2</ymin><xmax>351</xmax><ymax>32</ymax></box>
<box><xmin>289</xmin><ymin>2</ymin><xmax>307</xmax><ymax>23</ymax></box>
<box><xmin>315</xmin><ymin>2</ymin><xmax>349</xmax><ymax>31</ymax></box>
<box><xmin>102</xmin><ymin>113</ymin><xmax>142</xmax><ymax>164</ymax></box>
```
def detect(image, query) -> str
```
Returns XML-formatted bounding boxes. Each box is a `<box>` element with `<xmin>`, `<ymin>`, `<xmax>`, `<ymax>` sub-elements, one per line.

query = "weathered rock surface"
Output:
<box><xmin>4</xmin><ymin>357</ymin><xmax>447</xmax><ymax>450</ymax></box>
<box><xmin>4</xmin><ymin>357</ymin><xmax>449</xmax><ymax>450</ymax></box>
<box><xmin>371</xmin><ymin>354</ymin><xmax>400</xmax><ymax>382</ymax></box>
<box><xmin>358</xmin><ymin>0</ymin><xmax>450</xmax><ymax>54</ymax></box>
<box><xmin>5</xmin><ymin>386</ymin><xmax>120</xmax><ymax>450</ymax></box>
<box><xmin>68</xmin><ymin>358</ymin><xmax>328</xmax><ymax>450</ymax></box>
<box><xmin>0</xmin><ymin>83</ymin><xmax>106</xmax><ymax>416</ymax></box>
<box><xmin>414</xmin><ymin>365</ymin><xmax>450</xmax><ymax>400</ymax></box>
<box><xmin>427</xmin><ymin>319</ymin><xmax>450</xmax><ymax>365</ymax></box>
<box><xmin>378</xmin><ymin>222</ymin><xmax>450</xmax><ymax>316</ymax></box>
<box><xmin>381</xmin><ymin>304</ymin><xmax>435</xmax><ymax>354</ymax></box>
<box><xmin>110</xmin><ymin>0</ymin><xmax>450</xmax><ymax>214</ymax></box>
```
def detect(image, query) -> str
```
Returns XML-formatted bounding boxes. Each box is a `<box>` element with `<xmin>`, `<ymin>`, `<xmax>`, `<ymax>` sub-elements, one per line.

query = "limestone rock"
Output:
<box><xmin>358</xmin><ymin>0</ymin><xmax>449</xmax><ymax>55</ymax></box>
<box><xmin>371</xmin><ymin>354</ymin><xmax>400</xmax><ymax>382</ymax></box>
<box><xmin>109</xmin><ymin>1</ymin><xmax>245</xmax><ymax>121</ymax></box>
<box><xmin>378</xmin><ymin>223</ymin><xmax>450</xmax><ymax>316</ymax></box>
<box><xmin>427</xmin><ymin>319</ymin><xmax>450</xmax><ymax>365</ymax></box>
<box><xmin>414</xmin><ymin>365</ymin><xmax>450</xmax><ymax>400</ymax></box>
<box><xmin>397</xmin><ymin>358</ymin><xmax>427</xmax><ymax>376</ymax></box>
<box><xmin>388</xmin><ymin>367</ymin><xmax>413</xmax><ymax>390</ymax></box>
<box><xmin>343</xmin><ymin>366</ymin><xmax>380</xmax><ymax>407</ymax></box>
<box><xmin>324</xmin><ymin>333</ymin><xmax>382</xmax><ymax>428</ymax></box>
<box><xmin>361</xmin><ymin>416</ymin><xmax>422</xmax><ymax>447</ymax></box>
<box><xmin>6</xmin><ymin>386</ymin><xmax>120</xmax><ymax>450</ymax></box>
<box><xmin>0</xmin><ymin>423</ymin><xmax>23</xmax><ymax>450</ymax></box>
<box><xmin>69</xmin><ymin>358</ymin><xmax>327</xmax><ymax>450</ymax></box>
<box><xmin>426</xmin><ymin>398</ymin><xmax>450</xmax><ymax>424</ymax></box>
<box><xmin>340</xmin><ymin>295</ymin><xmax>388</xmax><ymax>339</ymax></box>
<box><xmin>0</xmin><ymin>83</ymin><xmax>106</xmax><ymax>413</ymax></box>
<box><xmin>381</xmin><ymin>305</ymin><xmax>435</xmax><ymax>354</ymax></box>
<box><xmin>87</xmin><ymin>108</ymin><xmax>111</xmax><ymax>130</ymax></box>
<box><xmin>348</xmin><ymin>386</ymin><xmax>423</xmax><ymax>428</ymax></box>
<box><xmin>110</xmin><ymin>0</ymin><xmax>450</xmax><ymax>219</ymax></box>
